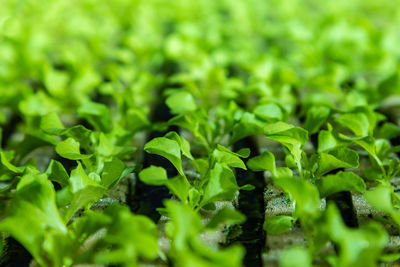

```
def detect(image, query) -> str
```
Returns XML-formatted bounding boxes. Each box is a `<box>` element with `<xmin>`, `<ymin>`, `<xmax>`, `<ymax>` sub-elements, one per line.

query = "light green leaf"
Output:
<box><xmin>44</xmin><ymin>67</ymin><xmax>69</xmax><ymax>97</ymax></box>
<box><xmin>95</xmin><ymin>204</ymin><xmax>159</xmax><ymax>265</ymax></box>
<box><xmin>144</xmin><ymin>137</ymin><xmax>183</xmax><ymax>175</ymax></box>
<box><xmin>365</xmin><ymin>185</ymin><xmax>400</xmax><ymax>225</ymax></box>
<box><xmin>63</xmin><ymin>185</ymin><xmax>105</xmax><ymax>223</ymax></box>
<box><xmin>247</xmin><ymin>151</ymin><xmax>276</xmax><ymax>174</ymax></box>
<box><xmin>165</xmin><ymin>131</ymin><xmax>194</xmax><ymax>160</ymax></box>
<box><xmin>0</xmin><ymin>174</ymin><xmax>67</xmax><ymax>266</ymax></box>
<box><xmin>231</xmin><ymin>112</ymin><xmax>265</xmax><ymax>143</ymax></box>
<box><xmin>200</xmin><ymin>163</ymin><xmax>240</xmax><ymax>207</ymax></box>
<box><xmin>206</xmin><ymin>206</ymin><xmax>246</xmax><ymax>229</ymax></box>
<box><xmin>254</xmin><ymin>103</ymin><xmax>283</xmax><ymax>121</ymax></box>
<box><xmin>139</xmin><ymin>166</ymin><xmax>168</xmax><ymax>186</ymax></box>
<box><xmin>304</xmin><ymin>106</ymin><xmax>330</xmax><ymax>134</ymax></box>
<box><xmin>0</xmin><ymin>151</ymin><xmax>24</xmax><ymax>173</ymax></box>
<box><xmin>318</xmin><ymin>129</ymin><xmax>351</xmax><ymax>152</ymax></box>
<box><xmin>164</xmin><ymin>200</ymin><xmax>244</xmax><ymax>267</ymax></box>
<box><xmin>323</xmin><ymin>204</ymin><xmax>388</xmax><ymax>266</ymax></box>
<box><xmin>166</xmin><ymin>91</ymin><xmax>197</xmax><ymax>114</ymax></box>
<box><xmin>264</xmin><ymin>122</ymin><xmax>308</xmax><ymax>171</ymax></box>
<box><xmin>45</xmin><ymin>160</ymin><xmax>69</xmax><ymax>188</ymax></box>
<box><xmin>165</xmin><ymin>175</ymin><xmax>191</xmax><ymax>203</ymax></box>
<box><xmin>377</xmin><ymin>123</ymin><xmax>400</xmax><ymax>140</ymax></box>
<box><xmin>235</xmin><ymin>148</ymin><xmax>251</xmax><ymax>158</ymax></box>
<box><xmin>264</xmin><ymin>215</ymin><xmax>294</xmax><ymax>234</ymax></box>
<box><xmin>55</xmin><ymin>138</ymin><xmax>92</xmax><ymax>160</ymax></box>
<box><xmin>213</xmin><ymin>145</ymin><xmax>246</xmax><ymax>170</ymax></box>
<box><xmin>318</xmin><ymin>171</ymin><xmax>366</xmax><ymax>198</ymax></box>
<box><xmin>317</xmin><ymin>147</ymin><xmax>359</xmax><ymax>176</ymax></box>
<box><xmin>274</xmin><ymin>178</ymin><xmax>321</xmax><ymax>217</ymax></box>
<box><xmin>40</xmin><ymin>112</ymin><xmax>65</xmax><ymax>135</ymax></box>
<box><xmin>101</xmin><ymin>157</ymin><xmax>127</xmax><ymax>188</ymax></box>
<box><xmin>336</xmin><ymin>112</ymin><xmax>370</xmax><ymax>137</ymax></box>
<box><xmin>279</xmin><ymin>246</ymin><xmax>312</xmax><ymax>267</ymax></box>
<box><xmin>69</xmin><ymin>162</ymin><xmax>98</xmax><ymax>193</ymax></box>
<box><xmin>78</xmin><ymin>102</ymin><xmax>112</xmax><ymax>132</ymax></box>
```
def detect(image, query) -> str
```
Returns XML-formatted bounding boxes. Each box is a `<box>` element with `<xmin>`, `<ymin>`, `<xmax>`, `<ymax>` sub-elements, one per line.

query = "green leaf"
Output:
<box><xmin>63</xmin><ymin>185</ymin><xmax>106</xmax><ymax>223</ymax></box>
<box><xmin>247</xmin><ymin>150</ymin><xmax>276</xmax><ymax>175</ymax></box>
<box><xmin>60</xmin><ymin>125</ymin><xmax>92</xmax><ymax>151</ymax></box>
<box><xmin>264</xmin><ymin>215</ymin><xmax>294</xmax><ymax>234</ymax></box>
<box><xmin>165</xmin><ymin>175</ymin><xmax>191</xmax><ymax>203</ymax></box>
<box><xmin>231</xmin><ymin>112</ymin><xmax>265</xmax><ymax>143</ymax></box>
<box><xmin>254</xmin><ymin>103</ymin><xmax>283</xmax><ymax>121</ymax></box>
<box><xmin>97</xmin><ymin>133</ymin><xmax>115</xmax><ymax>158</ymax></box>
<box><xmin>317</xmin><ymin>171</ymin><xmax>366</xmax><ymax>198</ymax></box>
<box><xmin>235</xmin><ymin>148</ymin><xmax>250</xmax><ymax>158</ymax></box>
<box><xmin>303</xmin><ymin>106</ymin><xmax>330</xmax><ymax>134</ymax></box>
<box><xmin>0</xmin><ymin>174</ymin><xmax>67</xmax><ymax>266</ymax></box>
<box><xmin>124</xmin><ymin>108</ymin><xmax>150</xmax><ymax>133</ymax></box>
<box><xmin>95</xmin><ymin>204</ymin><xmax>159</xmax><ymax>266</ymax></box>
<box><xmin>71</xmin><ymin>209</ymin><xmax>111</xmax><ymax>240</ymax></box>
<box><xmin>323</xmin><ymin>204</ymin><xmax>388</xmax><ymax>266</ymax></box>
<box><xmin>101</xmin><ymin>157</ymin><xmax>126</xmax><ymax>188</ymax></box>
<box><xmin>265</xmin><ymin>122</ymin><xmax>308</xmax><ymax>147</ymax></box>
<box><xmin>364</xmin><ymin>185</ymin><xmax>400</xmax><ymax>225</ymax></box>
<box><xmin>16</xmin><ymin>132</ymin><xmax>58</xmax><ymax>159</ymax></box>
<box><xmin>317</xmin><ymin>147</ymin><xmax>359</xmax><ymax>176</ymax></box>
<box><xmin>264</xmin><ymin>122</ymin><xmax>308</xmax><ymax>171</ymax></box>
<box><xmin>206</xmin><ymin>206</ymin><xmax>246</xmax><ymax>229</ymax></box>
<box><xmin>69</xmin><ymin>162</ymin><xmax>98</xmax><ymax>193</ymax></box>
<box><xmin>164</xmin><ymin>200</ymin><xmax>244</xmax><ymax>267</ymax></box>
<box><xmin>45</xmin><ymin>160</ymin><xmax>69</xmax><ymax>188</ymax></box>
<box><xmin>165</xmin><ymin>131</ymin><xmax>194</xmax><ymax>160</ymax></box>
<box><xmin>144</xmin><ymin>137</ymin><xmax>183</xmax><ymax>175</ymax></box>
<box><xmin>380</xmin><ymin>253</ymin><xmax>400</xmax><ymax>262</ymax></box>
<box><xmin>189</xmin><ymin>188</ymin><xmax>201</xmax><ymax>208</ymax></box>
<box><xmin>139</xmin><ymin>166</ymin><xmax>168</xmax><ymax>186</ymax></box>
<box><xmin>44</xmin><ymin>67</ymin><xmax>69</xmax><ymax>97</ymax></box>
<box><xmin>378</xmin><ymin>72</ymin><xmax>400</xmax><ymax>97</ymax></box>
<box><xmin>279</xmin><ymin>246</ymin><xmax>312</xmax><ymax>267</ymax></box>
<box><xmin>55</xmin><ymin>138</ymin><xmax>92</xmax><ymax>160</ymax></box>
<box><xmin>353</xmin><ymin>136</ymin><xmax>377</xmax><ymax>157</ymax></box>
<box><xmin>200</xmin><ymin>163</ymin><xmax>240</xmax><ymax>207</ymax></box>
<box><xmin>166</xmin><ymin>91</ymin><xmax>197</xmax><ymax>114</ymax></box>
<box><xmin>40</xmin><ymin>112</ymin><xmax>65</xmax><ymax>135</ymax></box>
<box><xmin>377</xmin><ymin>123</ymin><xmax>400</xmax><ymax>140</ymax></box>
<box><xmin>336</xmin><ymin>112</ymin><xmax>370</xmax><ymax>137</ymax></box>
<box><xmin>318</xmin><ymin>129</ymin><xmax>351</xmax><ymax>152</ymax></box>
<box><xmin>213</xmin><ymin>145</ymin><xmax>246</xmax><ymax>170</ymax></box>
<box><xmin>78</xmin><ymin>101</ymin><xmax>112</xmax><ymax>132</ymax></box>
<box><xmin>274</xmin><ymin>178</ymin><xmax>320</xmax><ymax>217</ymax></box>
<box><xmin>0</xmin><ymin>151</ymin><xmax>24</xmax><ymax>173</ymax></box>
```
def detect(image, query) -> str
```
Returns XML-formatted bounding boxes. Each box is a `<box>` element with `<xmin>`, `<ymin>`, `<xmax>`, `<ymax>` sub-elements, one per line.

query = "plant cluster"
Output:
<box><xmin>0</xmin><ymin>0</ymin><xmax>400</xmax><ymax>266</ymax></box>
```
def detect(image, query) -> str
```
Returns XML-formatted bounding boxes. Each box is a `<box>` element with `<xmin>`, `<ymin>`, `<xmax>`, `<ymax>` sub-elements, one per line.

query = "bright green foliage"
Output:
<box><xmin>264</xmin><ymin>216</ymin><xmax>294</xmax><ymax>235</ymax></box>
<box><xmin>365</xmin><ymin>185</ymin><xmax>400</xmax><ymax>226</ymax></box>
<box><xmin>165</xmin><ymin>200</ymin><xmax>244</xmax><ymax>267</ymax></box>
<box><xmin>0</xmin><ymin>0</ymin><xmax>400</xmax><ymax>265</ymax></box>
<box><xmin>315</xmin><ymin>147</ymin><xmax>359</xmax><ymax>176</ymax></box>
<box><xmin>0</xmin><ymin>173</ymin><xmax>68</xmax><ymax>267</ymax></box>
<box><xmin>144</xmin><ymin>137</ymin><xmax>183</xmax><ymax>175</ymax></box>
<box><xmin>247</xmin><ymin>151</ymin><xmax>276</xmax><ymax>173</ymax></box>
<box><xmin>139</xmin><ymin>165</ymin><xmax>168</xmax><ymax>186</ymax></box>
<box><xmin>166</xmin><ymin>91</ymin><xmax>197</xmax><ymax>114</ymax></box>
<box><xmin>321</xmin><ymin>204</ymin><xmax>388</xmax><ymax>267</ymax></box>
<box><xmin>95</xmin><ymin>205</ymin><xmax>159</xmax><ymax>267</ymax></box>
<box><xmin>274</xmin><ymin>178</ymin><xmax>321</xmax><ymax>218</ymax></box>
<box><xmin>317</xmin><ymin>171</ymin><xmax>366</xmax><ymax>198</ymax></box>
<box><xmin>279</xmin><ymin>246</ymin><xmax>312</xmax><ymax>267</ymax></box>
<box><xmin>56</xmin><ymin>138</ymin><xmax>92</xmax><ymax>160</ymax></box>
